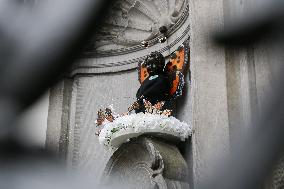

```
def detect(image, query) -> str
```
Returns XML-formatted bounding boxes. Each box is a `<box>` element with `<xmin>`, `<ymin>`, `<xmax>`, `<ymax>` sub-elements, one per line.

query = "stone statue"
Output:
<box><xmin>95</xmin><ymin>42</ymin><xmax>191</xmax><ymax>148</ymax></box>
<box><xmin>131</xmin><ymin>44</ymin><xmax>189</xmax><ymax>114</ymax></box>
<box><xmin>135</xmin><ymin>51</ymin><xmax>172</xmax><ymax>113</ymax></box>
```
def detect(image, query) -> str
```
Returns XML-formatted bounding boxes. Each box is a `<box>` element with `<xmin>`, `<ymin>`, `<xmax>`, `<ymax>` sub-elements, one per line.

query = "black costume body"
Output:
<box><xmin>136</xmin><ymin>73</ymin><xmax>171</xmax><ymax>113</ymax></box>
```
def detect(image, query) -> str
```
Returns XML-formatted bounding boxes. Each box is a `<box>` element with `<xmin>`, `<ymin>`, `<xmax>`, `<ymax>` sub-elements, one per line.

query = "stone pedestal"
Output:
<box><xmin>104</xmin><ymin>135</ymin><xmax>189</xmax><ymax>189</ymax></box>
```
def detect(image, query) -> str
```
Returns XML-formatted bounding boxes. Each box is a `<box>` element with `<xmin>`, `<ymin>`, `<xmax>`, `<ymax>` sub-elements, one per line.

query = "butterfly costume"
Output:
<box><xmin>135</xmin><ymin>42</ymin><xmax>189</xmax><ymax>113</ymax></box>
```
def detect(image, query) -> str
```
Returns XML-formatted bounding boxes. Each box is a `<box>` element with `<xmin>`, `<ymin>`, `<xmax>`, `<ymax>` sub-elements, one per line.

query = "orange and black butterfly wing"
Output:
<box><xmin>138</xmin><ymin>60</ymin><xmax>149</xmax><ymax>84</ymax></box>
<box><xmin>169</xmin><ymin>72</ymin><xmax>185</xmax><ymax>100</ymax></box>
<box><xmin>165</xmin><ymin>44</ymin><xmax>189</xmax><ymax>74</ymax></box>
<box><xmin>166</xmin><ymin>40</ymin><xmax>189</xmax><ymax>99</ymax></box>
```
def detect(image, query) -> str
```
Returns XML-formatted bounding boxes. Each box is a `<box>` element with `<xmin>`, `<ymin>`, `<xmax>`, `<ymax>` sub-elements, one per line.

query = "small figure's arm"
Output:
<box><xmin>96</xmin><ymin>109</ymin><xmax>105</xmax><ymax>126</ymax></box>
<box><xmin>95</xmin><ymin>109</ymin><xmax>105</xmax><ymax>136</ymax></box>
<box><xmin>122</xmin><ymin>101</ymin><xmax>140</xmax><ymax>116</ymax></box>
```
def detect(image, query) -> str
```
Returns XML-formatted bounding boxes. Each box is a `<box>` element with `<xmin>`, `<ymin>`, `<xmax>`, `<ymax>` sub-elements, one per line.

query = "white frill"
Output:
<box><xmin>99</xmin><ymin>113</ymin><xmax>192</xmax><ymax>149</ymax></box>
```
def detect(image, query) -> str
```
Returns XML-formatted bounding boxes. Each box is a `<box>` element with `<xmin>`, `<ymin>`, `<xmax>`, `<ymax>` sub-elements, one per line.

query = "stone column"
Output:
<box><xmin>179</xmin><ymin>0</ymin><xmax>230</xmax><ymax>188</ymax></box>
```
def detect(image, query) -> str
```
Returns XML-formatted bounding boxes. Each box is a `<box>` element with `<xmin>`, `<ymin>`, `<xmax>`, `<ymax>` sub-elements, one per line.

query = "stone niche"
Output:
<box><xmin>46</xmin><ymin>0</ymin><xmax>191</xmax><ymax>187</ymax></box>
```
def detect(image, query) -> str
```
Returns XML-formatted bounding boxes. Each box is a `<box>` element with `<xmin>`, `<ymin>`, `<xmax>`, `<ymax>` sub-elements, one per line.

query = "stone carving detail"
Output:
<box><xmin>104</xmin><ymin>136</ymin><xmax>189</xmax><ymax>189</ymax></box>
<box><xmin>85</xmin><ymin>0</ymin><xmax>188</xmax><ymax>56</ymax></box>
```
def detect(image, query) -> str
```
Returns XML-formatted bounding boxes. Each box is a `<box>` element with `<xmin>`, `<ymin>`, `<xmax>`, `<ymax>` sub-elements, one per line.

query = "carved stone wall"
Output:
<box><xmin>46</xmin><ymin>0</ymin><xmax>190</xmax><ymax>180</ymax></box>
<box><xmin>85</xmin><ymin>0</ymin><xmax>188</xmax><ymax>56</ymax></box>
<box><xmin>70</xmin><ymin>0</ymin><xmax>190</xmax><ymax>75</ymax></box>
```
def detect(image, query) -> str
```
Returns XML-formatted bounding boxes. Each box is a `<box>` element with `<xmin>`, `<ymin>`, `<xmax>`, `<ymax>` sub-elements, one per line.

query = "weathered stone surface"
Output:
<box><xmin>46</xmin><ymin>79</ymin><xmax>72</xmax><ymax>157</ymax></box>
<box><xmin>71</xmin><ymin>1</ymin><xmax>190</xmax><ymax>75</ymax></box>
<box><xmin>104</xmin><ymin>135</ymin><xmax>189</xmax><ymax>189</ymax></box>
<box><xmin>46</xmin><ymin>81</ymin><xmax>64</xmax><ymax>153</ymax></box>
<box><xmin>46</xmin><ymin>0</ymin><xmax>190</xmax><ymax>178</ymax></box>
<box><xmin>179</xmin><ymin>0</ymin><xmax>230</xmax><ymax>188</ymax></box>
<box><xmin>67</xmin><ymin>72</ymin><xmax>139</xmax><ymax>176</ymax></box>
<box><xmin>86</xmin><ymin>0</ymin><xmax>188</xmax><ymax>55</ymax></box>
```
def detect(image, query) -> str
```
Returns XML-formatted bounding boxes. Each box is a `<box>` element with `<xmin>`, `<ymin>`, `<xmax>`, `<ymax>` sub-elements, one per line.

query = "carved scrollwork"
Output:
<box><xmin>103</xmin><ymin>136</ymin><xmax>189</xmax><ymax>189</ymax></box>
<box><xmin>84</xmin><ymin>0</ymin><xmax>189</xmax><ymax>57</ymax></box>
<box><xmin>145</xmin><ymin>140</ymin><xmax>167</xmax><ymax>189</ymax></box>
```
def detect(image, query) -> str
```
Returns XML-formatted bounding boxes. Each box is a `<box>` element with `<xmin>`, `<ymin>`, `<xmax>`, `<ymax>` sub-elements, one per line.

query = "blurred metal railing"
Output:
<box><xmin>0</xmin><ymin>0</ymin><xmax>114</xmax><ymax>138</ymax></box>
<box><xmin>0</xmin><ymin>0</ymin><xmax>116</xmax><ymax>188</ymax></box>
